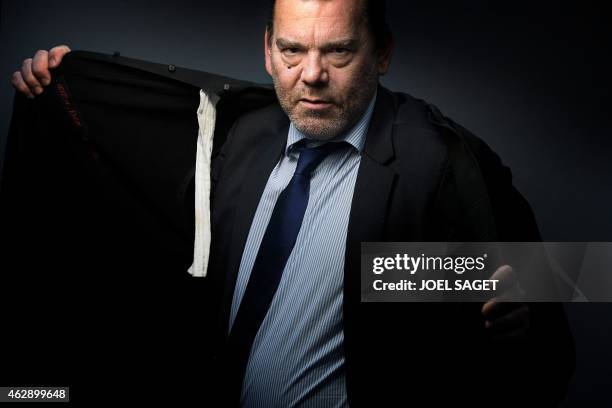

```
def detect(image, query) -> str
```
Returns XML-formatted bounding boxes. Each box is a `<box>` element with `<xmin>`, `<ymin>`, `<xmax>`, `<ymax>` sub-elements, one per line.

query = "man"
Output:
<box><xmin>9</xmin><ymin>0</ymin><xmax>574</xmax><ymax>406</ymax></box>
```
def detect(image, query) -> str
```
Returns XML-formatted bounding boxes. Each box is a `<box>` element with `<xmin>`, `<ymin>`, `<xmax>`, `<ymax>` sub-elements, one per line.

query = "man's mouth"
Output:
<box><xmin>299</xmin><ymin>98</ymin><xmax>334</xmax><ymax>109</ymax></box>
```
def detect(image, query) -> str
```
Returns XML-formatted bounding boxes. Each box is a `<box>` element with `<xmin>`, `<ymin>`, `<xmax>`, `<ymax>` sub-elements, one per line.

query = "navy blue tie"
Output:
<box><xmin>224</xmin><ymin>140</ymin><xmax>348</xmax><ymax>402</ymax></box>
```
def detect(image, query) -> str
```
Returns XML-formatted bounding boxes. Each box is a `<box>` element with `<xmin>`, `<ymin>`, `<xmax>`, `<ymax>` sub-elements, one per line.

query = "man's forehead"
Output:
<box><xmin>273</xmin><ymin>0</ymin><xmax>367</xmax><ymax>41</ymax></box>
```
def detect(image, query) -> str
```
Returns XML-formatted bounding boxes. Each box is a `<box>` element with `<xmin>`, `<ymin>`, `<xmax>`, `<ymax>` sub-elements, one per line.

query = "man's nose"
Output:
<box><xmin>300</xmin><ymin>52</ymin><xmax>328</xmax><ymax>86</ymax></box>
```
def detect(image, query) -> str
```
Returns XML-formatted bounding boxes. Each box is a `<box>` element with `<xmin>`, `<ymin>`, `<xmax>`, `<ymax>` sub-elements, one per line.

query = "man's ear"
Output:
<box><xmin>264</xmin><ymin>28</ymin><xmax>273</xmax><ymax>76</ymax></box>
<box><xmin>377</xmin><ymin>34</ymin><xmax>394</xmax><ymax>75</ymax></box>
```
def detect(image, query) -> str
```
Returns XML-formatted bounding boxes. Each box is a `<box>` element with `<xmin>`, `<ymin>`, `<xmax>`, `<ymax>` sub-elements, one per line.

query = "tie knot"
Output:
<box><xmin>294</xmin><ymin>141</ymin><xmax>348</xmax><ymax>176</ymax></box>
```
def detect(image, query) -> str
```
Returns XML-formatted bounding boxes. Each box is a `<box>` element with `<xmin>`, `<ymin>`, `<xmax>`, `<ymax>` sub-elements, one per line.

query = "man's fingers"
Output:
<box><xmin>481</xmin><ymin>297</ymin><xmax>519</xmax><ymax>321</ymax></box>
<box><xmin>9</xmin><ymin>44</ymin><xmax>71</xmax><ymax>98</ymax></box>
<box><xmin>32</xmin><ymin>50</ymin><xmax>51</xmax><ymax>86</ymax></box>
<box><xmin>489</xmin><ymin>264</ymin><xmax>517</xmax><ymax>294</ymax></box>
<box><xmin>20</xmin><ymin>58</ymin><xmax>43</xmax><ymax>95</ymax></box>
<box><xmin>10</xmin><ymin>71</ymin><xmax>35</xmax><ymax>98</ymax></box>
<box><xmin>48</xmin><ymin>45</ymin><xmax>71</xmax><ymax>68</ymax></box>
<box><xmin>488</xmin><ymin>264</ymin><xmax>525</xmax><ymax>301</ymax></box>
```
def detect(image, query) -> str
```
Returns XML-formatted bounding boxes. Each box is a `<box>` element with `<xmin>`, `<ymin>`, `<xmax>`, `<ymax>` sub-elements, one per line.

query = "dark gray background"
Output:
<box><xmin>1</xmin><ymin>0</ymin><xmax>610</xmax><ymax>405</ymax></box>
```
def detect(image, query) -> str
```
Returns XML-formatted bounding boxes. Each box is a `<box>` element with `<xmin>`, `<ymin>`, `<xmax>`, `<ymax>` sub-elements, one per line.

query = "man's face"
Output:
<box><xmin>265</xmin><ymin>0</ymin><xmax>392</xmax><ymax>140</ymax></box>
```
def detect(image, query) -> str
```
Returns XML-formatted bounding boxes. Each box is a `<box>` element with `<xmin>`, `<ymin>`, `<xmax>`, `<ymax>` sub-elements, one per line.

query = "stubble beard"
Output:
<box><xmin>271</xmin><ymin>63</ymin><xmax>379</xmax><ymax>140</ymax></box>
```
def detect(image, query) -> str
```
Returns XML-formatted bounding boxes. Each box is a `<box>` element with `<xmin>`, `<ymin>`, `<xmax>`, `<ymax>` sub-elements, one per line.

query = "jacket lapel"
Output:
<box><xmin>342</xmin><ymin>86</ymin><xmax>398</xmax><ymax>400</ymax></box>
<box><xmin>218</xmin><ymin>111</ymin><xmax>289</xmax><ymax>336</ymax></box>
<box><xmin>344</xmin><ymin>84</ymin><xmax>397</xmax><ymax>280</ymax></box>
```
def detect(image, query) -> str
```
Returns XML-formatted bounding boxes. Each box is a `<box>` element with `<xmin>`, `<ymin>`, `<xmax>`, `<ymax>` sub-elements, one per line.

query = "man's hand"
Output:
<box><xmin>10</xmin><ymin>45</ymin><xmax>71</xmax><ymax>98</ymax></box>
<box><xmin>481</xmin><ymin>264</ymin><xmax>530</xmax><ymax>340</ymax></box>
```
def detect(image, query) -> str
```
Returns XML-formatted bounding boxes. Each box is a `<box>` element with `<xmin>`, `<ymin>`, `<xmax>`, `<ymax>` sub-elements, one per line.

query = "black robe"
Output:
<box><xmin>0</xmin><ymin>50</ymin><xmax>574</xmax><ymax>406</ymax></box>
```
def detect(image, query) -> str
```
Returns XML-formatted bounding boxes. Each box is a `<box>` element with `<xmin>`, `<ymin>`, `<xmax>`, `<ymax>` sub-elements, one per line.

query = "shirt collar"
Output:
<box><xmin>285</xmin><ymin>90</ymin><xmax>377</xmax><ymax>156</ymax></box>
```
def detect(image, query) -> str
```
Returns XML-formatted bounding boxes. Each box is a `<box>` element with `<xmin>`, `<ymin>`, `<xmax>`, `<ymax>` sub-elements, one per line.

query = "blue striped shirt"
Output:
<box><xmin>229</xmin><ymin>92</ymin><xmax>377</xmax><ymax>407</ymax></box>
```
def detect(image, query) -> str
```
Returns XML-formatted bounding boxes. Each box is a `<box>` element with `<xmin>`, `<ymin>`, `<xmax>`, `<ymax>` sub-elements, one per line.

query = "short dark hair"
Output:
<box><xmin>266</xmin><ymin>0</ymin><xmax>391</xmax><ymax>51</ymax></box>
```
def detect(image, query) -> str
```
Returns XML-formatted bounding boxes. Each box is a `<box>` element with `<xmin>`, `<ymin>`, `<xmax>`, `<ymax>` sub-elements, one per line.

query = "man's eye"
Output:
<box><xmin>332</xmin><ymin>48</ymin><xmax>349</xmax><ymax>55</ymax></box>
<box><xmin>283</xmin><ymin>48</ymin><xmax>300</xmax><ymax>55</ymax></box>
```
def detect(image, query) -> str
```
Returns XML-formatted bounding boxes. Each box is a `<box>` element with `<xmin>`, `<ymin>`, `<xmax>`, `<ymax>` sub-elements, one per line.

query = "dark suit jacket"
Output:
<box><xmin>206</xmin><ymin>84</ymin><xmax>575</xmax><ymax>406</ymax></box>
